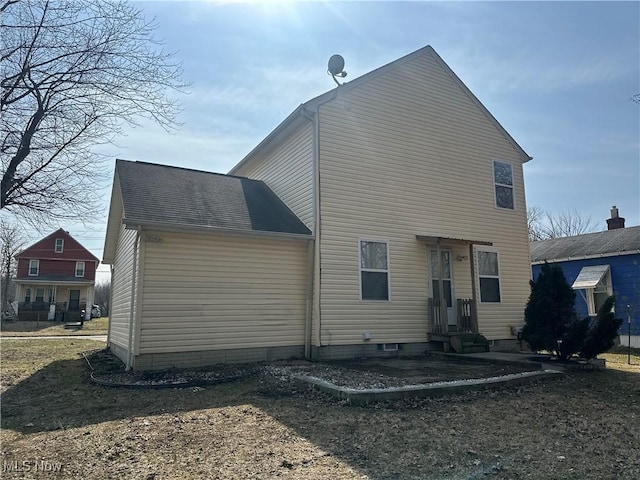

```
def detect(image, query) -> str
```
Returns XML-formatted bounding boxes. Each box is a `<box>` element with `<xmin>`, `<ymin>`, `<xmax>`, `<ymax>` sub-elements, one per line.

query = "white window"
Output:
<box><xmin>29</xmin><ymin>259</ymin><xmax>39</xmax><ymax>276</ymax></box>
<box><xmin>48</xmin><ymin>288</ymin><xmax>55</xmax><ymax>303</ymax></box>
<box><xmin>55</xmin><ymin>238</ymin><xmax>64</xmax><ymax>253</ymax></box>
<box><xmin>75</xmin><ymin>261</ymin><xmax>85</xmax><ymax>277</ymax></box>
<box><xmin>493</xmin><ymin>160</ymin><xmax>514</xmax><ymax>210</ymax></box>
<box><xmin>571</xmin><ymin>265</ymin><xmax>613</xmax><ymax>316</ymax></box>
<box><xmin>477</xmin><ymin>249</ymin><xmax>501</xmax><ymax>303</ymax></box>
<box><xmin>359</xmin><ymin>240</ymin><xmax>390</xmax><ymax>301</ymax></box>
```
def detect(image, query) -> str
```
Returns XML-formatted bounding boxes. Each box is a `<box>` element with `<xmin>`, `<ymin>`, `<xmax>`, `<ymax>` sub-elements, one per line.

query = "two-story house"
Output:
<box><xmin>103</xmin><ymin>45</ymin><xmax>532</xmax><ymax>370</ymax></box>
<box><xmin>14</xmin><ymin>229</ymin><xmax>100</xmax><ymax>321</ymax></box>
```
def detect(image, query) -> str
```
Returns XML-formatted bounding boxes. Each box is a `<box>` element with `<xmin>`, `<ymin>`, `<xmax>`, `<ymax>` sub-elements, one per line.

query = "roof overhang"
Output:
<box><xmin>102</xmin><ymin>167</ymin><xmax>124</xmax><ymax>264</ymax></box>
<box><xmin>119</xmin><ymin>219</ymin><xmax>314</xmax><ymax>244</ymax></box>
<box><xmin>14</xmin><ymin>279</ymin><xmax>95</xmax><ymax>286</ymax></box>
<box><xmin>416</xmin><ymin>235</ymin><xmax>493</xmax><ymax>246</ymax></box>
<box><xmin>531</xmin><ymin>250</ymin><xmax>639</xmax><ymax>265</ymax></box>
<box><xmin>571</xmin><ymin>265</ymin><xmax>610</xmax><ymax>290</ymax></box>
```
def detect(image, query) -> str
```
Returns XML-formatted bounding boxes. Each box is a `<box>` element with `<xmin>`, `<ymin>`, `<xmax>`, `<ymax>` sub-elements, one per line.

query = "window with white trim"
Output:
<box><xmin>35</xmin><ymin>288</ymin><xmax>45</xmax><ymax>303</ymax></box>
<box><xmin>589</xmin><ymin>279</ymin><xmax>612</xmax><ymax>316</ymax></box>
<box><xmin>75</xmin><ymin>261</ymin><xmax>85</xmax><ymax>277</ymax></box>
<box><xmin>48</xmin><ymin>288</ymin><xmax>55</xmax><ymax>303</ymax></box>
<box><xmin>359</xmin><ymin>240</ymin><xmax>389</xmax><ymax>301</ymax></box>
<box><xmin>571</xmin><ymin>265</ymin><xmax>613</xmax><ymax>316</ymax></box>
<box><xmin>29</xmin><ymin>259</ymin><xmax>39</xmax><ymax>276</ymax></box>
<box><xmin>55</xmin><ymin>238</ymin><xmax>64</xmax><ymax>253</ymax></box>
<box><xmin>493</xmin><ymin>160</ymin><xmax>514</xmax><ymax>210</ymax></box>
<box><xmin>477</xmin><ymin>249</ymin><xmax>501</xmax><ymax>303</ymax></box>
<box><xmin>25</xmin><ymin>288</ymin><xmax>32</xmax><ymax>303</ymax></box>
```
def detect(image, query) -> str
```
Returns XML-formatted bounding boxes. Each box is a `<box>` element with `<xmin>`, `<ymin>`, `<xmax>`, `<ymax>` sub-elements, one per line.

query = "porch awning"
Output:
<box><xmin>14</xmin><ymin>277</ymin><xmax>94</xmax><ymax>285</ymax></box>
<box><xmin>571</xmin><ymin>265</ymin><xmax>609</xmax><ymax>289</ymax></box>
<box><xmin>415</xmin><ymin>235</ymin><xmax>493</xmax><ymax>246</ymax></box>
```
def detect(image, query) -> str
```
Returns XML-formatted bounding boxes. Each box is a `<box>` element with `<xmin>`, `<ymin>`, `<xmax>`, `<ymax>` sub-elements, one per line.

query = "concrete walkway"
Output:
<box><xmin>432</xmin><ymin>350</ymin><xmax>544</xmax><ymax>366</ymax></box>
<box><xmin>297</xmin><ymin>351</ymin><xmax>560</xmax><ymax>404</ymax></box>
<box><xmin>0</xmin><ymin>335</ymin><xmax>107</xmax><ymax>342</ymax></box>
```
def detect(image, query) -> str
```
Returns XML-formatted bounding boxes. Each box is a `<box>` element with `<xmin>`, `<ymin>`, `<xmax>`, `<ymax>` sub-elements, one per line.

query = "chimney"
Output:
<box><xmin>606</xmin><ymin>206</ymin><xmax>625</xmax><ymax>230</ymax></box>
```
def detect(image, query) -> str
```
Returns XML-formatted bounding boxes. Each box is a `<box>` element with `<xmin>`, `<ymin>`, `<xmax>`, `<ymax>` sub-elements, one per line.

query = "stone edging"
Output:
<box><xmin>294</xmin><ymin>369</ymin><xmax>564</xmax><ymax>405</ymax></box>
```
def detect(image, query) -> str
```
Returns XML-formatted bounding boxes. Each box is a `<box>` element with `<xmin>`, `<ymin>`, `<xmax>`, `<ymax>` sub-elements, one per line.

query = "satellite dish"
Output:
<box><xmin>328</xmin><ymin>54</ymin><xmax>345</xmax><ymax>76</ymax></box>
<box><xmin>327</xmin><ymin>54</ymin><xmax>347</xmax><ymax>85</ymax></box>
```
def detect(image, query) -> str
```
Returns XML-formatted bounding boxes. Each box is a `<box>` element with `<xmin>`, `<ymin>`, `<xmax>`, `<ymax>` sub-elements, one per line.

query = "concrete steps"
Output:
<box><xmin>449</xmin><ymin>333</ymin><xmax>490</xmax><ymax>354</ymax></box>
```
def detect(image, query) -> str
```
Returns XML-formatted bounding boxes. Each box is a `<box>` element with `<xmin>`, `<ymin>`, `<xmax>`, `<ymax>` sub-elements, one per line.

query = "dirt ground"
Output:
<box><xmin>1</xmin><ymin>339</ymin><xmax>639</xmax><ymax>479</ymax></box>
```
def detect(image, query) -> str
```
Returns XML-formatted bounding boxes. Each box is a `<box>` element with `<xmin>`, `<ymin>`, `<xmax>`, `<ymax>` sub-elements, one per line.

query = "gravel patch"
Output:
<box><xmin>86</xmin><ymin>349</ymin><xmax>541</xmax><ymax>393</ymax></box>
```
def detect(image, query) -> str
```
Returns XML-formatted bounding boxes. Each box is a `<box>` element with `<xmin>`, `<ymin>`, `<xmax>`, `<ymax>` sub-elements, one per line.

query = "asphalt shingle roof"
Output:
<box><xmin>530</xmin><ymin>226</ymin><xmax>640</xmax><ymax>263</ymax></box>
<box><xmin>115</xmin><ymin>160</ymin><xmax>311</xmax><ymax>236</ymax></box>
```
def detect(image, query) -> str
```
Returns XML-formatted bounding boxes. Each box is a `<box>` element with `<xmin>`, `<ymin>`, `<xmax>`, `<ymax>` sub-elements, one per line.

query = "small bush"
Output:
<box><xmin>522</xmin><ymin>264</ymin><xmax>578</xmax><ymax>360</ymax></box>
<box><xmin>523</xmin><ymin>264</ymin><xmax>623</xmax><ymax>361</ymax></box>
<box><xmin>580</xmin><ymin>296</ymin><xmax>623</xmax><ymax>359</ymax></box>
<box><xmin>559</xmin><ymin>317</ymin><xmax>590</xmax><ymax>361</ymax></box>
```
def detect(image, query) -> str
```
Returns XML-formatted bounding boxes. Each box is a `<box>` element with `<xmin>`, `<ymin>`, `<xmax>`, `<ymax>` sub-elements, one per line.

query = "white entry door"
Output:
<box><xmin>430</xmin><ymin>249</ymin><xmax>456</xmax><ymax>327</ymax></box>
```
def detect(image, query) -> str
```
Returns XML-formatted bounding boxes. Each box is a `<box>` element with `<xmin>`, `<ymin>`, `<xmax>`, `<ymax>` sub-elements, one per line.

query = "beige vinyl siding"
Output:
<box><xmin>109</xmin><ymin>224</ymin><xmax>138</xmax><ymax>349</ymax></box>
<box><xmin>233</xmin><ymin>122</ymin><xmax>314</xmax><ymax>229</ymax></box>
<box><xmin>317</xmin><ymin>49</ymin><xmax>531</xmax><ymax>344</ymax></box>
<box><xmin>138</xmin><ymin>231</ymin><xmax>308</xmax><ymax>354</ymax></box>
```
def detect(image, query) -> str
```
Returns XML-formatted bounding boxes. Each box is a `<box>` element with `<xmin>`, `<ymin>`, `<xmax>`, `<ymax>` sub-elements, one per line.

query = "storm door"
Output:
<box><xmin>429</xmin><ymin>249</ymin><xmax>456</xmax><ymax>328</ymax></box>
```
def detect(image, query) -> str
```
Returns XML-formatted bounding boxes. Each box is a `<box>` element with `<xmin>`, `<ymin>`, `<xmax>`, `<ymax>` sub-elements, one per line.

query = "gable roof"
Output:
<box><xmin>104</xmin><ymin>160</ymin><xmax>311</xmax><ymax>259</ymax></box>
<box><xmin>17</xmin><ymin>228</ymin><xmax>100</xmax><ymax>262</ymax></box>
<box><xmin>230</xmin><ymin>45</ymin><xmax>531</xmax><ymax>175</ymax></box>
<box><xmin>530</xmin><ymin>226</ymin><xmax>640</xmax><ymax>264</ymax></box>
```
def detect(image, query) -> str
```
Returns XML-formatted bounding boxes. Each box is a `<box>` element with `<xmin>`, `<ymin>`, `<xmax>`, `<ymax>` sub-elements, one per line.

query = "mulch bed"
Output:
<box><xmin>85</xmin><ymin>348</ymin><xmax>540</xmax><ymax>391</ymax></box>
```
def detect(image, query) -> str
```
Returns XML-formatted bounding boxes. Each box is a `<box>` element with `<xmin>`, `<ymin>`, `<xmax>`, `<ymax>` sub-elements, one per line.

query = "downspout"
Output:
<box><xmin>304</xmin><ymin>239</ymin><xmax>314</xmax><ymax>359</ymax></box>
<box><xmin>302</xmin><ymin>108</ymin><xmax>318</xmax><ymax>359</ymax></box>
<box><xmin>126</xmin><ymin>229</ymin><xmax>140</xmax><ymax>371</ymax></box>
<box><xmin>302</xmin><ymin>88</ymin><xmax>340</xmax><ymax>358</ymax></box>
<box><xmin>106</xmin><ymin>265</ymin><xmax>114</xmax><ymax>346</ymax></box>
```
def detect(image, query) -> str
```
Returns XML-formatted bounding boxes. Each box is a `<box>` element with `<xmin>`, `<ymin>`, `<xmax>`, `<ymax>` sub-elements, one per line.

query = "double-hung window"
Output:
<box><xmin>477</xmin><ymin>249</ymin><xmax>501</xmax><ymax>303</ymax></box>
<box><xmin>25</xmin><ymin>288</ymin><xmax>32</xmax><ymax>303</ymax></box>
<box><xmin>493</xmin><ymin>160</ymin><xmax>514</xmax><ymax>210</ymax></box>
<box><xmin>55</xmin><ymin>238</ymin><xmax>64</xmax><ymax>253</ymax></box>
<box><xmin>359</xmin><ymin>240</ymin><xmax>390</xmax><ymax>301</ymax></box>
<box><xmin>75</xmin><ymin>261</ymin><xmax>85</xmax><ymax>277</ymax></box>
<box><xmin>35</xmin><ymin>288</ymin><xmax>45</xmax><ymax>303</ymax></box>
<box><xmin>29</xmin><ymin>259</ymin><xmax>39</xmax><ymax>276</ymax></box>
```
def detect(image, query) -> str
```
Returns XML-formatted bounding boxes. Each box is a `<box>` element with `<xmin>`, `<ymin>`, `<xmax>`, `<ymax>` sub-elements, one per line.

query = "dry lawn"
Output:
<box><xmin>1</xmin><ymin>339</ymin><xmax>639</xmax><ymax>479</ymax></box>
<box><xmin>0</xmin><ymin>317</ymin><xmax>109</xmax><ymax>337</ymax></box>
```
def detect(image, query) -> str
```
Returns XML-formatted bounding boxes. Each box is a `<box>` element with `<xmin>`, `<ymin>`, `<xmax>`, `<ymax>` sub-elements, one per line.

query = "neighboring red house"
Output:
<box><xmin>14</xmin><ymin>229</ymin><xmax>99</xmax><ymax>321</ymax></box>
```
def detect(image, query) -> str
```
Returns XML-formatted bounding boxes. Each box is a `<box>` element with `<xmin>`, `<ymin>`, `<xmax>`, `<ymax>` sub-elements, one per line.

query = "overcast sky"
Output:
<box><xmin>20</xmin><ymin>1</ymin><xmax>640</xmax><ymax>282</ymax></box>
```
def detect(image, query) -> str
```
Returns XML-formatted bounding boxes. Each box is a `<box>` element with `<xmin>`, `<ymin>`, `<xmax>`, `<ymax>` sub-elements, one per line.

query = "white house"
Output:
<box><xmin>103</xmin><ymin>45</ymin><xmax>533</xmax><ymax>370</ymax></box>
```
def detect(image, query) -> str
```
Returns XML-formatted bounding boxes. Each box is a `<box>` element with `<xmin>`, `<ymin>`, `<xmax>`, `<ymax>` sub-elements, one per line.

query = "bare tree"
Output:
<box><xmin>528</xmin><ymin>207</ymin><xmax>598</xmax><ymax>241</ymax></box>
<box><xmin>1</xmin><ymin>0</ymin><xmax>186</xmax><ymax>225</ymax></box>
<box><xmin>545</xmin><ymin>209</ymin><xmax>597</xmax><ymax>238</ymax></box>
<box><xmin>1</xmin><ymin>218</ymin><xmax>25</xmax><ymax>315</ymax></box>
<box><xmin>527</xmin><ymin>205</ymin><xmax>546</xmax><ymax>241</ymax></box>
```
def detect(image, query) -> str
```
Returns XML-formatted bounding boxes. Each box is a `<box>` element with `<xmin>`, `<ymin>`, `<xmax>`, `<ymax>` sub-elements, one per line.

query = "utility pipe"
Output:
<box><xmin>126</xmin><ymin>230</ymin><xmax>140</xmax><ymax>371</ymax></box>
